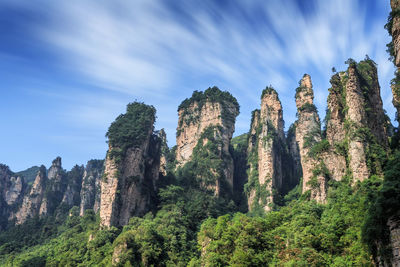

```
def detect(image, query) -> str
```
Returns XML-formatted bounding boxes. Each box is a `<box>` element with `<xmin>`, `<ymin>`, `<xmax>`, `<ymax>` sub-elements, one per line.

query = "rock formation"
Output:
<box><xmin>79</xmin><ymin>160</ymin><xmax>104</xmax><ymax>216</ymax></box>
<box><xmin>175</xmin><ymin>87</ymin><xmax>239</xmax><ymax>195</ymax></box>
<box><xmin>0</xmin><ymin>165</ymin><xmax>25</xmax><ymax>228</ymax></box>
<box><xmin>14</xmin><ymin>166</ymin><xmax>47</xmax><ymax>224</ymax></box>
<box><xmin>62</xmin><ymin>165</ymin><xmax>84</xmax><ymax>208</ymax></box>
<box><xmin>246</xmin><ymin>88</ymin><xmax>285</xmax><ymax>211</ymax></box>
<box><xmin>0</xmin><ymin>165</ymin><xmax>24</xmax><ymax>207</ymax></box>
<box><xmin>100</xmin><ymin>102</ymin><xmax>161</xmax><ymax>227</ymax></box>
<box><xmin>294</xmin><ymin>74</ymin><xmax>327</xmax><ymax>203</ymax></box>
<box><xmin>322</xmin><ymin>73</ymin><xmax>347</xmax><ymax>181</ymax></box>
<box><xmin>39</xmin><ymin>157</ymin><xmax>66</xmax><ymax>216</ymax></box>
<box><xmin>346</xmin><ymin>64</ymin><xmax>374</xmax><ymax>182</ymax></box>
<box><xmin>286</xmin><ymin>124</ymin><xmax>302</xmax><ymax>188</ymax></box>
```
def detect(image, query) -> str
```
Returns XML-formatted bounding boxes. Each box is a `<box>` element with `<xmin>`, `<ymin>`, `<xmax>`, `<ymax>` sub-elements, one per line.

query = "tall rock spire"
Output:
<box><xmin>175</xmin><ymin>87</ymin><xmax>239</xmax><ymax>195</ymax></box>
<box><xmin>322</xmin><ymin>73</ymin><xmax>347</xmax><ymax>182</ymax></box>
<box><xmin>246</xmin><ymin>87</ymin><xmax>286</xmax><ymax>211</ymax></box>
<box><xmin>294</xmin><ymin>74</ymin><xmax>327</xmax><ymax>203</ymax></box>
<box><xmin>100</xmin><ymin>102</ymin><xmax>161</xmax><ymax>227</ymax></box>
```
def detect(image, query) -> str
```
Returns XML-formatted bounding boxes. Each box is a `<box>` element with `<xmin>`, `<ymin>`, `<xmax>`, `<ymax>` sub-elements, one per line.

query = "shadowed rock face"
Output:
<box><xmin>79</xmin><ymin>160</ymin><xmax>104</xmax><ymax>216</ymax></box>
<box><xmin>294</xmin><ymin>74</ymin><xmax>326</xmax><ymax>203</ymax></box>
<box><xmin>175</xmin><ymin>87</ymin><xmax>239</xmax><ymax>195</ymax></box>
<box><xmin>247</xmin><ymin>88</ymin><xmax>285</xmax><ymax>211</ymax></box>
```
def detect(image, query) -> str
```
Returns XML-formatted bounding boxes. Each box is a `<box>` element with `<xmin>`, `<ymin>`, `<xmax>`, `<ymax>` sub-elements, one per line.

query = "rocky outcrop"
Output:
<box><xmin>100</xmin><ymin>102</ymin><xmax>161</xmax><ymax>227</ymax></box>
<box><xmin>0</xmin><ymin>165</ymin><xmax>24</xmax><ymax>207</ymax></box>
<box><xmin>40</xmin><ymin>157</ymin><xmax>66</xmax><ymax>216</ymax></box>
<box><xmin>294</xmin><ymin>74</ymin><xmax>327</xmax><ymax>203</ymax></box>
<box><xmin>346</xmin><ymin>64</ymin><xmax>370</xmax><ymax>181</ymax></box>
<box><xmin>79</xmin><ymin>160</ymin><xmax>104</xmax><ymax>216</ymax></box>
<box><xmin>246</xmin><ymin>88</ymin><xmax>285</xmax><ymax>211</ymax></box>
<box><xmin>175</xmin><ymin>87</ymin><xmax>239</xmax><ymax>195</ymax></box>
<box><xmin>62</xmin><ymin>165</ymin><xmax>84</xmax><ymax>208</ymax></box>
<box><xmin>14</xmin><ymin>166</ymin><xmax>47</xmax><ymax>224</ymax></box>
<box><xmin>344</xmin><ymin>60</ymin><xmax>387</xmax><ymax>182</ymax></box>
<box><xmin>0</xmin><ymin>165</ymin><xmax>25</xmax><ymax>228</ymax></box>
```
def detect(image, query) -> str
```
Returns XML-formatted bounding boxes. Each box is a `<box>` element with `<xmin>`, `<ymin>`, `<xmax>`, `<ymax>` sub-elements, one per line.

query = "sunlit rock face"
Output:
<box><xmin>0</xmin><ymin>165</ymin><xmax>25</xmax><ymax>228</ymax></box>
<box><xmin>246</xmin><ymin>88</ymin><xmax>285</xmax><ymax>211</ymax></box>
<box><xmin>294</xmin><ymin>74</ymin><xmax>326</xmax><ymax>203</ymax></box>
<box><xmin>100</xmin><ymin>138</ymin><xmax>157</xmax><ymax>227</ymax></box>
<box><xmin>100</xmin><ymin>103</ymin><xmax>162</xmax><ymax>228</ymax></box>
<box><xmin>175</xmin><ymin>87</ymin><xmax>239</xmax><ymax>195</ymax></box>
<box><xmin>322</xmin><ymin>73</ymin><xmax>347</xmax><ymax>182</ymax></box>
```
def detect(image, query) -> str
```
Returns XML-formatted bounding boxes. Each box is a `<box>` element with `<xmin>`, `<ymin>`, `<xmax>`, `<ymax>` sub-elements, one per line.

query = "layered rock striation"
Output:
<box><xmin>175</xmin><ymin>87</ymin><xmax>239</xmax><ymax>195</ymax></box>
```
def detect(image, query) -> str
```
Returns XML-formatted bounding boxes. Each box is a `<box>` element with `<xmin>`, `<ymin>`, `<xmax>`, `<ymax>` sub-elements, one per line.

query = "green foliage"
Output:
<box><xmin>298</xmin><ymin>102</ymin><xmax>318</xmax><ymax>113</ymax></box>
<box><xmin>195</xmin><ymin>180</ymin><xmax>376</xmax><ymax>266</ymax></box>
<box><xmin>106</xmin><ymin>102</ymin><xmax>156</xmax><ymax>162</ymax></box>
<box><xmin>177</xmin><ymin>126</ymin><xmax>232</xmax><ymax>195</ymax></box>
<box><xmin>309</xmin><ymin>139</ymin><xmax>330</xmax><ymax>158</ymax></box>
<box><xmin>363</xmin><ymin>152</ymin><xmax>400</xmax><ymax>264</ymax></box>
<box><xmin>261</xmin><ymin>86</ymin><xmax>278</xmax><ymax>99</ymax></box>
<box><xmin>303</xmin><ymin>127</ymin><xmax>321</xmax><ymax>149</ymax></box>
<box><xmin>230</xmin><ymin>134</ymin><xmax>249</xmax><ymax>211</ymax></box>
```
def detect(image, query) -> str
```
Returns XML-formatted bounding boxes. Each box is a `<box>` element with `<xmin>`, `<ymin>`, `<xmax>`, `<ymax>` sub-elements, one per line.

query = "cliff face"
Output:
<box><xmin>344</xmin><ymin>60</ymin><xmax>388</xmax><ymax>182</ymax></box>
<box><xmin>0</xmin><ymin>165</ymin><xmax>24</xmax><ymax>207</ymax></box>
<box><xmin>79</xmin><ymin>160</ymin><xmax>104</xmax><ymax>216</ymax></box>
<box><xmin>322</xmin><ymin>73</ymin><xmax>347</xmax><ymax>182</ymax></box>
<box><xmin>294</xmin><ymin>75</ymin><xmax>327</xmax><ymax>203</ymax></box>
<box><xmin>62</xmin><ymin>165</ymin><xmax>84</xmax><ymax>208</ymax></box>
<box><xmin>175</xmin><ymin>87</ymin><xmax>239</xmax><ymax>195</ymax></box>
<box><xmin>286</xmin><ymin>124</ymin><xmax>302</xmax><ymax>189</ymax></box>
<box><xmin>100</xmin><ymin>102</ymin><xmax>161</xmax><ymax>227</ymax></box>
<box><xmin>14</xmin><ymin>166</ymin><xmax>47</xmax><ymax>224</ymax></box>
<box><xmin>0</xmin><ymin>165</ymin><xmax>25</xmax><ymax>228</ymax></box>
<box><xmin>40</xmin><ymin>157</ymin><xmax>66</xmax><ymax>216</ymax></box>
<box><xmin>246</xmin><ymin>88</ymin><xmax>285</xmax><ymax>211</ymax></box>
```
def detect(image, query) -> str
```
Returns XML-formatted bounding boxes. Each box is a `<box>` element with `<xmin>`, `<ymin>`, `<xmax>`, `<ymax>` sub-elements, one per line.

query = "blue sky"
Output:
<box><xmin>0</xmin><ymin>0</ymin><xmax>395</xmax><ymax>171</ymax></box>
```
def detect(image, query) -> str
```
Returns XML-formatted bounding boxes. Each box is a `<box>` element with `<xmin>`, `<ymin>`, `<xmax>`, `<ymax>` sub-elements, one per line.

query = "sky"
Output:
<box><xmin>0</xmin><ymin>0</ymin><xmax>396</xmax><ymax>172</ymax></box>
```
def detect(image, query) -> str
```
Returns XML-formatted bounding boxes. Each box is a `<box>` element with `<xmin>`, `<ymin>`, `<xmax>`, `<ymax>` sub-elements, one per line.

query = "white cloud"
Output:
<box><xmin>13</xmin><ymin>0</ymin><xmax>399</xmax><ymax>142</ymax></box>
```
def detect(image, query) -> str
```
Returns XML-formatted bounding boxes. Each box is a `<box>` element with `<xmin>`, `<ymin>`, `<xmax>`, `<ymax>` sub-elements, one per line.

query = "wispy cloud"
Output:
<box><xmin>0</xmin><ymin>0</ymin><xmax>396</xmax><ymax>170</ymax></box>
